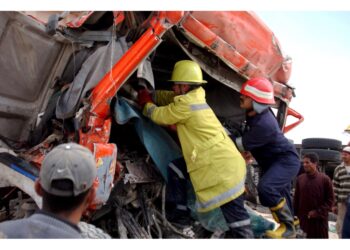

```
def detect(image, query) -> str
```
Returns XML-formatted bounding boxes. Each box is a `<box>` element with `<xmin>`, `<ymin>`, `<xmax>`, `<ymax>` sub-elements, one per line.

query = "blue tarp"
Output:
<box><xmin>113</xmin><ymin>97</ymin><xmax>182</xmax><ymax>181</ymax></box>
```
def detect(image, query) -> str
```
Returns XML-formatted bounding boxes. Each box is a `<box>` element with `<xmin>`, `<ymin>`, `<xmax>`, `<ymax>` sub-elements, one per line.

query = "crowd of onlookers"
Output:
<box><xmin>294</xmin><ymin>145</ymin><xmax>350</xmax><ymax>239</ymax></box>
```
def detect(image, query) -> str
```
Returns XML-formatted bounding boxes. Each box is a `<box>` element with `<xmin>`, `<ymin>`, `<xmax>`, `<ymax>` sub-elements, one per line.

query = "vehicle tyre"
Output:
<box><xmin>300</xmin><ymin>148</ymin><xmax>341</xmax><ymax>163</ymax></box>
<box><xmin>301</xmin><ymin>138</ymin><xmax>342</xmax><ymax>150</ymax></box>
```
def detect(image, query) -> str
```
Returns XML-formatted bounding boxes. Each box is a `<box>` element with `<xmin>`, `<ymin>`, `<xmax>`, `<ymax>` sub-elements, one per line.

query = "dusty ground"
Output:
<box><xmin>329</xmin><ymin>221</ymin><xmax>338</xmax><ymax>239</ymax></box>
<box><xmin>251</xmin><ymin>203</ymin><xmax>338</xmax><ymax>239</ymax></box>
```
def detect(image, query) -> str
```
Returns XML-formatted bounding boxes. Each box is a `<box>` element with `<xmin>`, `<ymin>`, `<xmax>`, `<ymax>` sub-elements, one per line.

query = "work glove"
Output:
<box><xmin>240</xmin><ymin>151</ymin><xmax>253</xmax><ymax>164</ymax></box>
<box><xmin>167</xmin><ymin>124</ymin><xmax>177</xmax><ymax>132</ymax></box>
<box><xmin>137</xmin><ymin>89</ymin><xmax>153</xmax><ymax>108</ymax></box>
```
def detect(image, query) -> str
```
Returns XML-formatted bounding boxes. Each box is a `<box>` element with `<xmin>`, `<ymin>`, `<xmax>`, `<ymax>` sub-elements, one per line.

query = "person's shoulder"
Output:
<box><xmin>0</xmin><ymin>218</ymin><xmax>27</xmax><ymax>237</ymax></box>
<box><xmin>296</xmin><ymin>173</ymin><xmax>307</xmax><ymax>182</ymax></box>
<box><xmin>297</xmin><ymin>173</ymin><xmax>304</xmax><ymax>178</ymax></box>
<box><xmin>0</xmin><ymin>217</ymin><xmax>25</xmax><ymax>228</ymax></box>
<box><xmin>174</xmin><ymin>92</ymin><xmax>198</xmax><ymax>105</ymax></box>
<box><xmin>255</xmin><ymin>110</ymin><xmax>278</xmax><ymax>127</ymax></box>
<box><xmin>78</xmin><ymin>222</ymin><xmax>111</xmax><ymax>239</ymax></box>
<box><xmin>319</xmin><ymin>172</ymin><xmax>332</xmax><ymax>181</ymax></box>
<box><xmin>173</xmin><ymin>94</ymin><xmax>188</xmax><ymax>103</ymax></box>
<box><xmin>0</xmin><ymin>231</ymin><xmax>7</xmax><ymax>238</ymax></box>
<box><xmin>334</xmin><ymin>163</ymin><xmax>345</xmax><ymax>173</ymax></box>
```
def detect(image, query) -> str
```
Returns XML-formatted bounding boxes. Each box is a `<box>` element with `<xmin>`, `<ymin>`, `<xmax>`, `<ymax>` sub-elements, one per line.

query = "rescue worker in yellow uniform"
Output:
<box><xmin>138</xmin><ymin>60</ymin><xmax>253</xmax><ymax>238</ymax></box>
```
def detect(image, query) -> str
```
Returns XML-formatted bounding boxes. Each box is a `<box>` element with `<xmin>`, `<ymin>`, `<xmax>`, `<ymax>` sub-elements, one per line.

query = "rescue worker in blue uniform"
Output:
<box><xmin>138</xmin><ymin>60</ymin><xmax>253</xmax><ymax>238</ymax></box>
<box><xmin>234</xmin><ymin>77</ymin><xmax>300</xmax><ymax>238</ymax></box>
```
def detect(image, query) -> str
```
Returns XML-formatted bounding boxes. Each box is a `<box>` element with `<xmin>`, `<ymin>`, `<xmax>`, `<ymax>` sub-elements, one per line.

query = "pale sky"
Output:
<box><xmin>257</xmin><ymin>11</ymin><xmax>350</xmax><ymax>144</ymax></box>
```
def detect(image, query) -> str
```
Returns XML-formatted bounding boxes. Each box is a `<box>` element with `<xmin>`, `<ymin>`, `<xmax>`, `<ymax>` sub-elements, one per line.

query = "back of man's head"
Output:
<box><xmin>38</xmin><ymin>143</ymin><xmax>97</xmax><ymax>213</ymax></box>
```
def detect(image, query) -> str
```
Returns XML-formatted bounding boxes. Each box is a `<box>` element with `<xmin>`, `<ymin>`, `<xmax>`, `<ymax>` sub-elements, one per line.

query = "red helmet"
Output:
<box><xmin>240</xmin><ymin>77</ymin><xmax>275</xmax><ymax>104</ymax></box>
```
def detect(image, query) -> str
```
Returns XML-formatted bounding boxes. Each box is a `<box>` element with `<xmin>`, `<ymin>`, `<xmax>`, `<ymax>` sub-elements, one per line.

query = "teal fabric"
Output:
<box><xmin>246</xmin><ymin>206</ymin><xmax>275</xmax><ymax>238</ymax></box>
<box><xmin>187</xmin><ymin>182</ymin><xmax>229</xmax><ymax>232</ymax></box>
<box><xmin>113</xmin><ymin>97</ymin><xmax>182</xmax><ymax>181</ymax></box>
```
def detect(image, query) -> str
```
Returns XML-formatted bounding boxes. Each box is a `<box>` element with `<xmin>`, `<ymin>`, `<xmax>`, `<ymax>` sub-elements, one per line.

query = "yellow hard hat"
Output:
<box><xmin>345</xmin><ymin>124</ymin><xmax>350</xmax><ymax>133</ymax></box>
<box><xmin>169</xmin><ymin>60</ymin><xmax>207</xmax><ymax>84</ymax></box>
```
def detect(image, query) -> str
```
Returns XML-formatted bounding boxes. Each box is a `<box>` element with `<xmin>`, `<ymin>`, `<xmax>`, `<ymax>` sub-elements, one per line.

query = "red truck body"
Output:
<box><xmin>0</xmin><ymin>11</ymin><xmax>303</xmax><ymax>236</ymax></box>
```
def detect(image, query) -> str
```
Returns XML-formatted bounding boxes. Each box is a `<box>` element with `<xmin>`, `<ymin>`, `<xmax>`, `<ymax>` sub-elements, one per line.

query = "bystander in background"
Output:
<box><xmin>332</xmin><ymin>146</ymin><xmax>350</xmax><ymax>238</ymax></box>
<box><xmin>294</xmin><ymin>153</ymin><xmax>334</xmax><ymax>238</ymax></box>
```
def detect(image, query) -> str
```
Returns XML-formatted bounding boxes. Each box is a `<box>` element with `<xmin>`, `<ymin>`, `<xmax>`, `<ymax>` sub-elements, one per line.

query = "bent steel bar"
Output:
<box><xmin>90</xmin><ymin>11</ymin><xmax>184</xmax><ymax>119</ymax></box>
<box><xmin>80</xmin><ymin>11</ymin><xmax>184</xmax><ymax>149</ymax></box>
<box><xmin>283</xmin><ymin>107</ymin><xmax>304</xmax><ymax>134</ymax></box>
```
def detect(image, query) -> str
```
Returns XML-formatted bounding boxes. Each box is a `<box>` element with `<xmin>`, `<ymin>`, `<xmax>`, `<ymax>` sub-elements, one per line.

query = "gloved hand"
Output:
<box><xmin>241</xmin><ymin>151</ymin><xmax>253</xmax><ymax>164</ymax></box>
<box><xmin>167</xmin><ymin>124</ymin><xmax>177</xmax><ymax>132</ymax></box>
<box><xmin>137</xmin><ymin>89</ymin><xmax>153</xmax><ymax>107</ymax></box>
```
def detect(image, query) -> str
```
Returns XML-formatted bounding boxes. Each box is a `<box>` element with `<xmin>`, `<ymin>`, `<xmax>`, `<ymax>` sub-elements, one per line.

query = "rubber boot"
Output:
<box><xmin>293</xmin><ymin>216</ymin><xmax>306</xmax><ymax>238</ymax></box>
<box><xmin>264</xmin><ymin>198</ymin><xmax>296</xmax><ymax>239</ymax></box>
<box><xmin>293</xmin><ymin>217</ymin><xmax>300</xmax><ymax>227</ymax></box>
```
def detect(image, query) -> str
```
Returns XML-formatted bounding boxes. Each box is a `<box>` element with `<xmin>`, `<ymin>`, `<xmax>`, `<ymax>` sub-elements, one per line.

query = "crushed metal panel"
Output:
<box><xmin>0</xmin><ymin>162</ymin><xmax>42</xmax><ymax>208</ymax></box>
<box><xmin>169</xmin><ymin>29</ymin><xmax>245</xmax><ymax>93</ymax></box>
<box><xmin>0</xmin><ymin>12</ymin><xmax>70</xmax><ymax>142</ymax></box>
<box><xmin>56</xmin><ymin>38</ymin><xmax>130</xmax><ymax>119</ymax></box>
<box><xmin>93</xmin><ymin>143</ymin><xmax>118</xmax><ymax>207</ymax></box>
<box><xmin>123</xmin><ymin>159</ymin><xmax>159</xmax><ymax>184</ymax></box>
<box><xmin>178</xmin><ymin>11</ymin><xmax>290</xmax><ymax>84</ymax></box>
<box><xmin>0</xmin><ymin>13</ymin><xmax>61</xmax><ymax>101</ymax></box>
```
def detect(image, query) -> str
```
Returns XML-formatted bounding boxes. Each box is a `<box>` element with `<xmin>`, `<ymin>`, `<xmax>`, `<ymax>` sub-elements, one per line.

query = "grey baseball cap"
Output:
<box><xmin>40</xmin><ymin>143</ymin><xmax>97</xmax><ymax>197</ymax></box>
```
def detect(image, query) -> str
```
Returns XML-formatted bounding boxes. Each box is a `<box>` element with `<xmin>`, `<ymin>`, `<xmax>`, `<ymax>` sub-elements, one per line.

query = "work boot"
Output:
<box><xmin>264</xmin><ymin>198</ymin><xmax>296</xmax><ymax>239</ymax></box>
<box><xmin>293</xmin><ymin>216</ymin><xmax>306</xmax><ymax>238</ymax></box>
<box><xmin>293</xmin><ymin>217</ymin><xmax>300</xmax><ymax>227</ymax></box>
<box><xmin>293</xmin><ymin>216</ymin><xmax>301</xmax><ymax>232</ymax></box>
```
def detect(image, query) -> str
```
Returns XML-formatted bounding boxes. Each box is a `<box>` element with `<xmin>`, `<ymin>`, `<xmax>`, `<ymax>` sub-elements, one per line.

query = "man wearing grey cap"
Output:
<box><xmin>0</xmin><ymin>143</ymin><xmax>99</xmax><ymax>238</ymax></box>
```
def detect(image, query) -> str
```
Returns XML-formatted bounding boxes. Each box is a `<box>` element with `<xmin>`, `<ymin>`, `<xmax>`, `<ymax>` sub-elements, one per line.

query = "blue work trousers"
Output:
<box><xmin>167</xmin><ymin>157</ymin><xmax>252</xmax><ymax>238</ymax></box>
<box><xmin>257</xmin><ymin>154</ymin><xmax>300</xmax><ymax>210</ymax></box>
<box><xmin>166</xmin><ymin>157</ymin><xmax>189</xmax><ymax>209</ymax></box>
<box><xmin>220</xmin><ymin>193</ymin><xmax>252</xmax><ymax>237</ymax></box>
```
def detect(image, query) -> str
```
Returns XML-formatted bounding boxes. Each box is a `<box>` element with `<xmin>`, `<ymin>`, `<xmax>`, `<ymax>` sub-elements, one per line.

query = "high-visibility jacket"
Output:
<box><xmin>143</xmin><ymin>87</ymin><xmax>246</xmax><ymax>212</ymax></box>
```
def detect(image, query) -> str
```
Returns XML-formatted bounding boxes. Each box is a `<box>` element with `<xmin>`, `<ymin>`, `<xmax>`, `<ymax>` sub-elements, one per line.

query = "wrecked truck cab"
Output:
<box><xmin>0</xmin><ymin>11</ymin><xmax>302</xmax><ymax>237</ymax></box>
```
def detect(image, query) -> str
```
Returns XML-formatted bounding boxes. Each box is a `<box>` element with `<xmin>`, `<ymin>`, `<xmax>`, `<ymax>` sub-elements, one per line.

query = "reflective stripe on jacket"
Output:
<box><xmin>143</xmin><ymin>87</ymin><xmax>246</xmax><ymax>212</ymax></box>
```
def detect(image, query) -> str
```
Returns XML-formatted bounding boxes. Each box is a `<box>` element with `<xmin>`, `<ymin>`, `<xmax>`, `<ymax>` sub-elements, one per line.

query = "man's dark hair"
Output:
<box><xmin>302</xmin><ymin>152</ymin><xmax>319</xmax><ymax>165</ymax></box>
<box><xmin>42</xmin><ymin>179</ymin><xmax>90</xmax><ymax>213</ymax></box>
